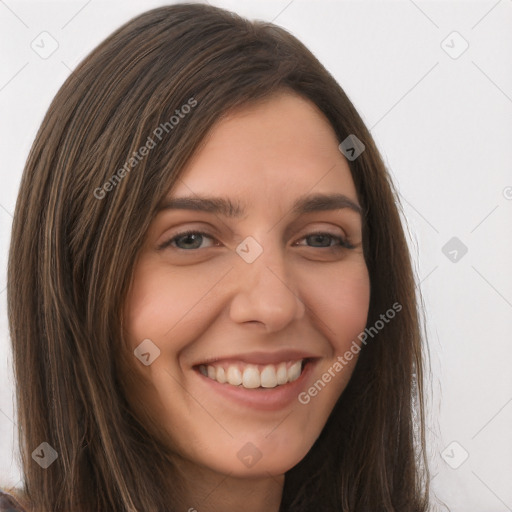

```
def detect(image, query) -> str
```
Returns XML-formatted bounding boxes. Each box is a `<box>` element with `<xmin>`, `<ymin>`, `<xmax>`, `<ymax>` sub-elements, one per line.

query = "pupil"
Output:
<box><xmin>180</xmin><ymin>233</ymin><xmax>202</xmax><ymax>249</ymax></box>
<box><xmin>311</xmin><ymin>234</ymin><xmax>329</xmax><ymax>247</ymax></box>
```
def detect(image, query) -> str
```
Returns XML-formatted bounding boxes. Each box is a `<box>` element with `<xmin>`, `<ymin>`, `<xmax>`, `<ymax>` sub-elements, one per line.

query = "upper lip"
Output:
<box><xmin>194</xmin><ymin>349</ymin><xmax>321</xmax><ymax>367</ymax></box>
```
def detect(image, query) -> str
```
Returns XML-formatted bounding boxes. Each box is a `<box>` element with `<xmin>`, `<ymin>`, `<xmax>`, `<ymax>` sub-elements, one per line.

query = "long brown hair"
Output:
<box><xmin>7</xmin><ymin>3</ymin><xmax>430</xmax><ymax>510</ymax></box>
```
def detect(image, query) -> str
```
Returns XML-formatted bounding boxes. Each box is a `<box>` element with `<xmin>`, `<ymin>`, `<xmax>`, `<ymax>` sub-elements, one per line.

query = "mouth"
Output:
<box><xmin>195</xmin><ymin>359</ymin><xmax>309</xmax><ymax>390</ymax></box>
<box><xmin>192</xmin><ymin>355</ymin><xmax>318</xmax><ymax>411</ymax></box>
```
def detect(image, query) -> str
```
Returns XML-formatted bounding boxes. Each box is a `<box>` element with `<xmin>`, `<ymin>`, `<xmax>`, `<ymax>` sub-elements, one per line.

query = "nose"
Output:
<box><xmin>228</xmin><ymin>237</ymin><xmax>306</xmax><ymax>332</ymax></box>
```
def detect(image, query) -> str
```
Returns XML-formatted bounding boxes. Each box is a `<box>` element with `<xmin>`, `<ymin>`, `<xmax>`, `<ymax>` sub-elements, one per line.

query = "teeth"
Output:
<box><xmin>226</xmin><ymin>366</ymin><xmax>242</xmax><ymax>386</ymax></box>
<box><xmin>242</xmin><ymin>365</ymin><xmax>260</xmax><ymax>389</ymax></box>
<box><xmin>216</xmin><ymin>366</ymin><xmax>227</xmax><ymax>384</ymax></box>
<box><xmin>260</xmin><ymin>365</ymin><xmax>277</xmax><ymax>388</ymax></box>
<box><xmin>276</xmin><ymin>363</ymin><xmax>287</xmax><ymax>385</ymax></box>
<box><xmin>288</xmin><ymin>361</ymin><xmax>302</xmax><ymax>382</ymax></box>
<box><xmin>199</xmin><ymin>360</ymin><xmax>305</xmax><ymax>389</ymax></box>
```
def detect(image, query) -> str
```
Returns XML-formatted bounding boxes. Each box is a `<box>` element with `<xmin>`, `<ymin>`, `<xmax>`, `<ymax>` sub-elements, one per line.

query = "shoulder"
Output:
<box><xmin>0</xmin><ymin>490</ymin><xmax>26</xmax><ymax>511</ymax></box>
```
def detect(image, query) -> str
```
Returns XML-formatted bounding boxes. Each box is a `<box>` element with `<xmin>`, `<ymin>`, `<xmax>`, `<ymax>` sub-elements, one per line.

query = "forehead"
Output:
<box><xmin>168</xmin><ymin>91</ymin><xmax>358</xmax><ymax>205</ymax></box>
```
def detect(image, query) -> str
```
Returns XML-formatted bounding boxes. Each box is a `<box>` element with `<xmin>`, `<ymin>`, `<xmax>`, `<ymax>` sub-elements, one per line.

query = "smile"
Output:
<box><xmin>198</xmin><ymin>360</ymin><xmax>305</xmax><ymax>389</ymax></box>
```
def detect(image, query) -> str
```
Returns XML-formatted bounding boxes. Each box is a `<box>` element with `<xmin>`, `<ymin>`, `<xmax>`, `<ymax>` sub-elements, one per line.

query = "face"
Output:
<box><xmin>122</xmin><ymin>91</ymin><xmax>370</xmax><ymax>479</ymax></box>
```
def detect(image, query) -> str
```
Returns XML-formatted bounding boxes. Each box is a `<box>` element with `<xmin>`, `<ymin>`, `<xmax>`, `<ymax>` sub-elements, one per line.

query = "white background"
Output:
<box><xmin>1</xmin><ymin>1</ymin><xmax>511</xmax><ymax>510</ymax></box>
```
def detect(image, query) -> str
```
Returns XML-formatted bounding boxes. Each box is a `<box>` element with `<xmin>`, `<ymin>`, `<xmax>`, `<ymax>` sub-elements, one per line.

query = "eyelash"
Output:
<box><xmin>158</xmin><ymin>229</ymin><xmax>355</xmax><ymax>251</ymax></box>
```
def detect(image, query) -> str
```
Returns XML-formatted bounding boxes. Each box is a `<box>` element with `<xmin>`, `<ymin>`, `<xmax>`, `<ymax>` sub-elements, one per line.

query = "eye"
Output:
<box><xmin>158</xmin><ymin>230</ymin><xmax>218</xmax><ymax>251</ymax></box>
<box><xmin>295</xmin><ymin>232</ymin><xmax>355</xmax><ymax>249</ymax></box>
<box><xmin>158</xmin><ymin>230</ymin><xmax>355</xmax><ymax>251</ymax></box>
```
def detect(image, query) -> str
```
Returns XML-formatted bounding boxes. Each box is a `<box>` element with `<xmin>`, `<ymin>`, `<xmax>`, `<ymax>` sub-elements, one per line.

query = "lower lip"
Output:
<box><xmin>194</xmin><ymin>360</ymin><xmax>317</xmax><ymax>411</ymax></box>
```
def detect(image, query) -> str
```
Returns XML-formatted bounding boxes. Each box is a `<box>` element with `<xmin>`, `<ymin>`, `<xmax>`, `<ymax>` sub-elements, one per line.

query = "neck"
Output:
<box><xmin>172</xmin><ymin>459</ymin><xmax>285</xmax><ymax>512</ymax></box>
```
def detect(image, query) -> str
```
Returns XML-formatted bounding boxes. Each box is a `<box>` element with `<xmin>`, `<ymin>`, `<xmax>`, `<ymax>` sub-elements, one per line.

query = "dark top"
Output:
<box><xmin>0</xmin><ymin>490</ymin><xmax>26</xmax><ymax>512</ymax></box>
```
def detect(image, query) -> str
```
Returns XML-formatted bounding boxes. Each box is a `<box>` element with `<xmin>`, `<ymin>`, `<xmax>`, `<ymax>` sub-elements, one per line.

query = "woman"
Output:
<box><xmin>5</xmin><ymin>3</ymin><xmax>431</xmax><ymax>511</ymax></box>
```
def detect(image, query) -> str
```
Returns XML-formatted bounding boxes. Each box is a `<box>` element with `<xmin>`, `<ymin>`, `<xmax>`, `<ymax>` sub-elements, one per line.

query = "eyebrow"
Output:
<box><xmin>156</xmin><ymin>192</ymin><xmax>362</xmax><ymax>217</ymax></box>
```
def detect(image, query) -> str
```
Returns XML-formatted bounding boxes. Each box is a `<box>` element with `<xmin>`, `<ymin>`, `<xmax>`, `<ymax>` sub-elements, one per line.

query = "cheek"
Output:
<box><xmin>121</xmin><ymin>258</ymin><xmax>231</xmax><ymax>441</ymax></box>
<box><xmin>293</xmin><ymin>260</ymin><xmax>369</xmax><ymax>426</ymax></box>
<box><xmin>300</xmin><ymin>259</ymin><xmax>370</xmax><ymax>348</ymax></box>
<box><xmin>124</xmin><ymin>258</ymin><xmax>230</xmax><ymax>352</ymax></box>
